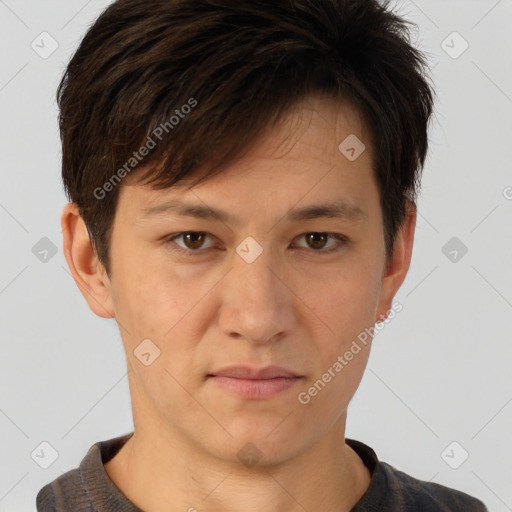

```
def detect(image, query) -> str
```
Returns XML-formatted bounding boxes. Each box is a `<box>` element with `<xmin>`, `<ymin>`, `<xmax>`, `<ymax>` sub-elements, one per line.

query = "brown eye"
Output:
<box><xmin>182</xmin><ymin>232</ymin><xmax>207</xmax><ymax>249</ymax></box>
<box><xmin>165</xmin><ymin>232</ymin><xmax>215</xmax><ymax>255</ymax></box>
<box><xmin>294</xmin><ymin>232</ymin><xmax>348</xmax><ymax>254</ymax></box>
<box><xmin>165</xmin><ymin>231</ymin><xmax>347</xmax><ymax>257</ymax></box>
<box><xmin>305</xmin><ymin>233</ymin><xmax>329</xmax><ymax>250</ymax></box>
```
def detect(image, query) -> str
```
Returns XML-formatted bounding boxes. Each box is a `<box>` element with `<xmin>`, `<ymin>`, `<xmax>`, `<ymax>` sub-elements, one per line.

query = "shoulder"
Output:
<box><xmin>379</xmin><ymin>461</ymin><xmax>488</xmax><ymax>511</ymax></box>
<box><xmin>35</xmin><ymin>433</ymin><xmax>133</xmax><ymax>512</ymax></box>
<box><xmin>346</xmin><ymin>438</ymin><xmax>488</xmax><ymax>512</ymax></box>
<box><xmin>36</xmin><ymin>467</ymin><xmax>90</xmax><ymax>512</ymax></box>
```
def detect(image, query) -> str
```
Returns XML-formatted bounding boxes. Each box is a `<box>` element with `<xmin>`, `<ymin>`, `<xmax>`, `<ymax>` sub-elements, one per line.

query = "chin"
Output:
<box><xmin>202</xmin><ymin>425</ymin><xmax>308</xmax><ymax>467</ymax></box>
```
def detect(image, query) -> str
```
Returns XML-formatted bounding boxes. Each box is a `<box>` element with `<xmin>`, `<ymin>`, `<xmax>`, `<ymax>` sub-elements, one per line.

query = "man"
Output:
<box><xmin>36</xmin><ymin>0</ymin><xmax>488</xmax><ymax>510</ymax></box>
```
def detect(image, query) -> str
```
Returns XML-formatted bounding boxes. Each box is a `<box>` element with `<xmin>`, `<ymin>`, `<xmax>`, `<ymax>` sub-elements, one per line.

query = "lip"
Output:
<box><xmin>209</xmin><ymin>365</ymin><xmax>299</xmax><ymax>379</ymax></box>
<box><xmin>207</xmin><ymin>365</ymin><xmax>302</xmax><ymax>399</ymax></box>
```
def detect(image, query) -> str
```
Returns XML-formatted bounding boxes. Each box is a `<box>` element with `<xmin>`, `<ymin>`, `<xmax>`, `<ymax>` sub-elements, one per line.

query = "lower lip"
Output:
<box><xmin>208</xmin><ymin>376</ymin><xmax>302</xmax><ymax>399</ymax></box>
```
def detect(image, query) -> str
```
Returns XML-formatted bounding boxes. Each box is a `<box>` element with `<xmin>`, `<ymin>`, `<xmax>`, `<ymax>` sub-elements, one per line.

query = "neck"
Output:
<box><xmin>104</xmin><ymin>419</ymin><xmax>371</xmax><ymax>512</ymax></box>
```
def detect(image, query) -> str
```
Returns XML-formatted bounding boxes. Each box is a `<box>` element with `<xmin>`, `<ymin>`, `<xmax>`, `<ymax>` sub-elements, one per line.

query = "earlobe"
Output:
<box><xmin>375</xmin><ymin>200</ymin><xmax>417</xmax><ymax>323</ymax></box>
<box><xmin>61</xmin><ymin>202</ymin><xmax>115</xmax><ymax>319</ymax></box>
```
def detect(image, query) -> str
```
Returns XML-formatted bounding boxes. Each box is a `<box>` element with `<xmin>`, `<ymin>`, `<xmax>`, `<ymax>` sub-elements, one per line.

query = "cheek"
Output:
<box><xmin>111</xmin><ymin>255</ymin><xmax>220</xmax><ymax>361</ymax></box>
<box><xmin>310</xmin><ymin>258</ymin><xmax>382</xmax><ymax>327</ymax></box>
<box><xmin>303</xmin><ymin>259</ymin><xmax>383</xmax><ymax>375</ymax></box>
<box><xmin>110</xmin><ymin>260</ymin><xmax>178</xmax><ymax>347</ymax></box>
<box><xmin>298</xmin><ymin>270</ymin><xmax>378</xmax><ymax>414</ymax></box>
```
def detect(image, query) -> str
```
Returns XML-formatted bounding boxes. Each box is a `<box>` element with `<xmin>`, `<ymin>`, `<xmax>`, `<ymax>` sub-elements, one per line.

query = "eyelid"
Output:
<box><xmin>163</xmin><ymin>231</ymin><xmax>348</xmax><ymax>256</ymax></box>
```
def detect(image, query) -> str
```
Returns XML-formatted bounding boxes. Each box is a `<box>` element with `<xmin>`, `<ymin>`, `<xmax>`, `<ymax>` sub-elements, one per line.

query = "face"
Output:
<box><xmin>68</xmin><ymin>94</ymin><xmax>414</xmax><ymax>465</ymax></box>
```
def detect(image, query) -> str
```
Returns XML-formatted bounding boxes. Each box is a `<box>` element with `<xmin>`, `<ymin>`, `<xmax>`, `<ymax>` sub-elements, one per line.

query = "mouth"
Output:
<box><xmin>207</xmin><ymin>365</ymin><xmax>303</xmax><ymax>399</ymax></box>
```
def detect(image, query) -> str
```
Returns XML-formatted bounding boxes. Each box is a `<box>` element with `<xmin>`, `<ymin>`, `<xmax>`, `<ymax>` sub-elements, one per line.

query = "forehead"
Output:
<box><xmin>118</xmin><ymin>94</ymin><xmax>376</xmax><ymax>220</ymax></box>
<box><xmin>243</xmin><ymin>94</ymin><xmax>371</xmax><ymax>166</ymax></box>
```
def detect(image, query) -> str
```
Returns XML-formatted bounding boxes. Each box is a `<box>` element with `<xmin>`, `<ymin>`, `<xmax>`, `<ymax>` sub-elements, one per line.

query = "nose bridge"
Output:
<box><xmin>220</xmin><ymin>241</ymin><xmax>294</xmax><ymax>343</ymax></box>
<box><xmin>234</xmin><ymin>241</ymin><xmax>282</xmax><ymax>305</ymax></box>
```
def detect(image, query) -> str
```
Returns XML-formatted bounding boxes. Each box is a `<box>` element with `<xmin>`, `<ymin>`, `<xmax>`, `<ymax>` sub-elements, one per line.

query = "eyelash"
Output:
<box><xmin>163</xmin><ymin>231</ymin><xmax>348</xmax><ymax>256</ymax></box>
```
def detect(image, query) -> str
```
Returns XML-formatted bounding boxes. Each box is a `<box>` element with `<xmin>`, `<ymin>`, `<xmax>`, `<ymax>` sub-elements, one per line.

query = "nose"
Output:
<box><xmin>218</xmin><ymin>246</ymin><xmax>296</xmax><ymax>345</ymax></box>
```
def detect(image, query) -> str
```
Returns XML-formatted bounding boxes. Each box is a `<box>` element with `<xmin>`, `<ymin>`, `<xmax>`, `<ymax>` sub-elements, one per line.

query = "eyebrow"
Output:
<box><xmin>141</xmin><ymin>199</ymin><xmax>365</xmax><ymax>225</ymax></box>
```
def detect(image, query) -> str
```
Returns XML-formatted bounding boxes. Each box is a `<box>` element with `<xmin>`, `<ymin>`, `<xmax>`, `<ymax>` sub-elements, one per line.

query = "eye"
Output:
<box><xmin>164</xmin><ymin>232</ymin><xmax>215</xmax><ymax>255</ymax></box>
<box><xmin>293</xmin><ymin>233</ymin><xmax>348</xmax><ymax>253</ymax></box>
<box><xmin>163</xmin><ymin>231</ymin><xmax>348</xmax><ymax>256</ymax></box>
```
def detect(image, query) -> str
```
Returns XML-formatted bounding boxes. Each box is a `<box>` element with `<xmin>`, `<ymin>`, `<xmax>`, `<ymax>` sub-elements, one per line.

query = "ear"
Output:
<box><xmin>61</xmin><ymin>202</ymin><xmax>115</xmax><ymax>318</ymax></box>
<box><xmin>375</xmin><ymin>200</ymin><xmax>416</xmax><ymax>322</ymax></box>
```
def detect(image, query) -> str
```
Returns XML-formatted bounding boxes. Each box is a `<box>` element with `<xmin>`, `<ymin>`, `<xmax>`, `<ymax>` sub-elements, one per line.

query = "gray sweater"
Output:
<box><xmin>36</xmin><ymin>433</ymin><xmax>488</xmax><ymax>511</ymax></box>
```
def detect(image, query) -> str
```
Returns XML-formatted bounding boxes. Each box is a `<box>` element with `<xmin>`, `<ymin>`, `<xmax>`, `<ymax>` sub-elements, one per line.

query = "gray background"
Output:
<box><xmin>1</xmin><ymin>0</ymin><xmax>511</xmax><ymax>510</ymax></box>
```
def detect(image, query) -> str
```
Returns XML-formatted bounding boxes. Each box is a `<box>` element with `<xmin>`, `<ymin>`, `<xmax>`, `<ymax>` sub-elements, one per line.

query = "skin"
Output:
<box><xmin>62</xmin><ymin>94</ymin><xmax>416</xmax><ymax>512</ymax></box>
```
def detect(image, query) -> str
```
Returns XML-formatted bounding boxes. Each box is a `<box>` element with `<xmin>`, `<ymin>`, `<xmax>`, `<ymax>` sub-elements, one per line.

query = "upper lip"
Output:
<box><xmin>209</xmin><ymin>365</ymin><xmax>300</xmax><ymax>379</ymax></box>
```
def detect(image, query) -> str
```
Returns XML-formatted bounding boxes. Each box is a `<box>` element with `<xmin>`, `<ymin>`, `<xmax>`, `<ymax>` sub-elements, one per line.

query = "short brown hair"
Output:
<box><xmin>58</xmin><ymin>0</ymin><xmax>435</xmax><ymax>277</ymax></box>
